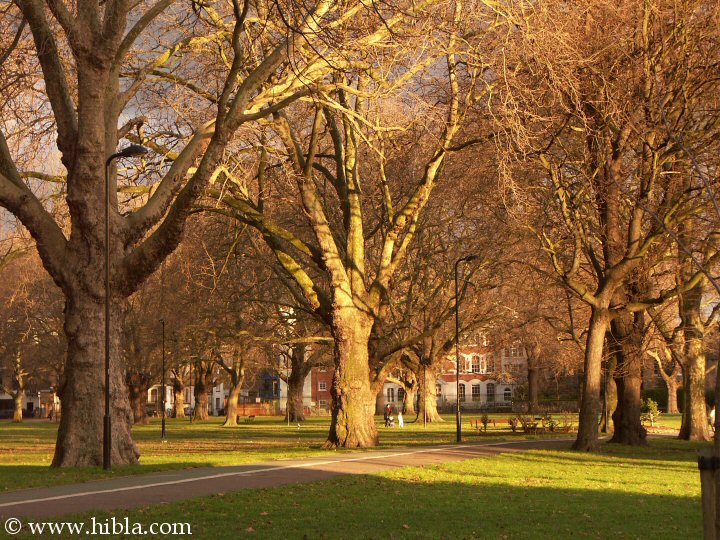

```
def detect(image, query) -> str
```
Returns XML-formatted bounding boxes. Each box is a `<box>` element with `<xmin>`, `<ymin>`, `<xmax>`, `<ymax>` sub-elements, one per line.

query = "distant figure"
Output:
<box><xmin>398</xmin><ymin>411</ymin><xmax>404</xmax><ymax>428</ymax></box>
<box><xmin>384</xmin><ymin>403</ymin><xmax>392</xmax><ymax>427</ymax></box>
<box><xmin>710</xmin><ymin>407</ymin><xmax>716</xmax><ymax>430</ymax></box>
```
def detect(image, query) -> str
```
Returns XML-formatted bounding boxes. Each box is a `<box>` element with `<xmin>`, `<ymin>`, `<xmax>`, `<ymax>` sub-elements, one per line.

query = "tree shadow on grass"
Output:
<box><xmin>22</xmin><ymin>471</ymin><xmax>700</xmax><ymax>540</ymax></box>
<box><xmin>0</xmin><ymin>462</ymin><xmax>213</xmax><ymax>493</ymax></box>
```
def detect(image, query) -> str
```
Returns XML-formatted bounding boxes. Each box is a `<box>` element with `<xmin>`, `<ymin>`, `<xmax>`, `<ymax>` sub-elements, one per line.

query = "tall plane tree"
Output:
<box><xmin>0</xmin><ymin>0</ymin><xmax>419</xmax><ymax>466</ymax></box>
<box><xmin>212</xmin><ymin>1</ymin><xmax>485</xmax><ymax>446</ymax></box>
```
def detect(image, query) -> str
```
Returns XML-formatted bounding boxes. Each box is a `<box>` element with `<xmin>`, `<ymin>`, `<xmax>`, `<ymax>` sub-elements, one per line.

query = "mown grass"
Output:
<box><xmin>12</xmin><ymin>437</ymin><xmax>704</xmax><ymax>539</ymax></box>
<box><xmin>0</xmin><ymin>413</ymin><xmax>684</xmax><ymax>492</ymax></box>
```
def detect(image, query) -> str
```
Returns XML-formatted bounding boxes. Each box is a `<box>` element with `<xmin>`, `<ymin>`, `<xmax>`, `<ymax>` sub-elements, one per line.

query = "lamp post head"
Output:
<box><xmin>117</xmin><ymin>144</ymin><xmax>148</xmax><ymax>158</ymax></box>
<box><xmin>107</xmin><ymin>144</ymin><xmax>149</xmax><ymax>166</ymax></box>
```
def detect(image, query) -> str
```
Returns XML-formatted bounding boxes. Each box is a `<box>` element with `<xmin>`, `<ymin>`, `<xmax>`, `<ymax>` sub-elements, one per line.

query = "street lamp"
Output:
<box><xmin>161</xmin><ymin>318</ymin><xmax>167</xmax><ymax>440</ymax></box>
<box><xmin>104</xmin><ymin>144</ymin><xmax>148</xmax><ymax>471</ymax></box>
<box><xmin>455</xmin><ymin>254</ymin><xmax>479</xmax><ymax>443</ymax></box>
<box><xmin>422</xmin><ymin>357</ymin><xmax>430</xmax><ymax>429</ymax></box>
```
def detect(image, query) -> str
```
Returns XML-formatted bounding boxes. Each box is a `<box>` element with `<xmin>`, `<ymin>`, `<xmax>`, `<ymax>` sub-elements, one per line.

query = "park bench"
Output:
<box><xmin>521</xmin><ymin>418</ymin><xmax>546</xmax><ymax>435</ymax></box>
<box><xmin>469</xmin><ymin>418</ymin><xmax>497</xmax><ymax>431</ymax></box>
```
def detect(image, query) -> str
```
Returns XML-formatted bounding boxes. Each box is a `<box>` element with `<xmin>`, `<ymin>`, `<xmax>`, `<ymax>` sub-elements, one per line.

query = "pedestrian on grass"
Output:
<box><xmin>398</xmin><ymin>410</ymin><xmax>404</xmax><ymax>428</ymax></box>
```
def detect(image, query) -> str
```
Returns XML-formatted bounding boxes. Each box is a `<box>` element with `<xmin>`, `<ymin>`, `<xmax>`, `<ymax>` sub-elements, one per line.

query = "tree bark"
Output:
<box><xmin>325</xmin><ymin>312</ymin><xmax>378</xmax><ymax>448</ymax></box>
<box><xmin>417</xmin><ymin>365</ymin><xmax>444</xmax><ymax>422</ymax></box>
<box><xmin>13</xmin><ymin>392</ymin><xmax>23</xmax><ymax>423</ymax></box>
<box><xmin>172</xmin><ymin>375</ymin><xmax>185</xmax><ymax>419</ymax></box>
<box><xmin>127</xmin><ymin>371</ymin><xmax>150</xmax><ymax>425</ymax></box>
<box><xmin>223</xmin><ymin>380</ymin><xmax>242</xmax><ymax>427</ymax></box>
<box><xmin>678</xmin><ymin>282</ymin><xmax>711</xmax><ymax>441</ymax></box>
<box><xmin>52</xmin><ymin>295</ymin><xmax>139</xmax><ymax>467</ymax></box>
<box><xmin>609</xmin><ymin>308</ymin><xmax>647</xmax><ymax>446</ymax></box>
<box><xmin>527</xmin><ymin>351</ymin><xmax>540</xmax><ymax>415</ymax></box>
<box><xmin>195</xmin><ymin>389</ymin><xmax>209</xmax><ymax>420</ymax></box>
<box><xmin>404</xmin><ymin>385</ymin><xmax>417</xmax><ymax>416</ymax></box>
<box><xmin>286</xmin><ymin>347</ymin><xmax>309</xmax><ymax>422</ymax></box>
<box><xmin>8</xmin><ymin>350</ymin><xmax>25</xmax><ymax>423</ymax></box>
<box><xmin>666</xmin><ymin>376</ymin><xmax>679</xmax><ymax>415</ymax></box>
<box><xmin>573</xmin><ymin>307</ymin><xmax>609</xmax><ymax>451</ymax></box>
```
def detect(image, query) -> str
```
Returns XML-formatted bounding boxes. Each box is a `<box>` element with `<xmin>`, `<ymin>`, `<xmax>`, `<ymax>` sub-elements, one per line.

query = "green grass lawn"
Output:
<box><xmin>0</xmin><ymin>413</ymin><xmax>685</xmax><ymax>492</ymax></box>
<box><xmin>11</xmin><ymin>437</ymin><xmax>704</xmax><ymax>539</ymax></box>
<box><xmin>0</xmin><ymin>413</ymin><xmax>555</xmax><ymax>492</ymax></box>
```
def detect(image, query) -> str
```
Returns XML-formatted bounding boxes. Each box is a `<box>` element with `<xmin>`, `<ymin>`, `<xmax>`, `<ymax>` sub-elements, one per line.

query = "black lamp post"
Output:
<box><xmin>422</xmin><ymin>357</ymin><xmax>429</xmax><ymax>429</ymax></box>
<box><xmin>189</xmin><ymin>359</ymin><xmax>195</xmax><ymax>424</ymax></box>
<box><xmin>161</xmin><ymin>318</ymin><xmax>167</xmax><ymax>440</ymax></box>
<box><xmin>103</xmin><ymin>144</ymin><xmax>148</xmax><ymax>471</ymax></box>
<box><xmin>455</xmin><ymin>254</ymin><xmax>479</xmax><ymax>444</ymax></box>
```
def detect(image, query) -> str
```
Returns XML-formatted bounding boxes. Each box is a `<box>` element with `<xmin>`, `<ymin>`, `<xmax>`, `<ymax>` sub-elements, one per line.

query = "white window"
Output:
<box><xmin>504</xmin><ymin>387</ymin><xmax>512</xmax><ymax>402</ymax></box>
<box><xmin>472</xmin><ymin>356</ymin><xmax>481</xmax><ymax>373</ymax></box>
<box><xmin>471</xmin><ymin>384</ymin><xmax>481</xmax><ymax>401</ymax></box>
<box><xmin>509</xmin><ymin>344</ymin><xmax>522</xmax><ymax>357</ymax></box>
<box><xmin>318</xmin><ymin>381</ymin><xmax>327</xmax><ymax>391</ymax></box>
<box><xmin>486</xmin><ymin>383</ymin><xmax>495</xmax><ymax>403</ymax></box>
<box><xmin>435</xmin><ymin>383</ymin><xmax>442</xmax><ymax>397</ymax></box>
<box><xmin>387</xmin><ymin>387</ymin><xmax>395</xmax><ymax>402</ymax></box>
<box><xmin>319</xmin><ymin>399</ymin><xmax>327</xmax><ymax>408</ymax></box>
<box><xmin>458</xmin><ymin>384</ymin><xmax>466</xmax><ymax>402</ymax></box>
<box><xmin>398</xmin><ymin>388</ymin><xmax>405</xmax><ymax>401</ymax></box>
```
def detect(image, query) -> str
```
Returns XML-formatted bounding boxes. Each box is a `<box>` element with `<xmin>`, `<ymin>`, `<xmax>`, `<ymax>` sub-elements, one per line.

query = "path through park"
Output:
<box><xmin>0</xmin><ymin>439</ymin><xmax>572</xmax><ymax>518</ymax></box>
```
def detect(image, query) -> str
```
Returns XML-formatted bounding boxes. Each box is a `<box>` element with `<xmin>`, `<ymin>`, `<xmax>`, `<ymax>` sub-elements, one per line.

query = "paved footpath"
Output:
<box><xmin>0</xmin><ymin>438</ymin><xmax>572</xmax><ymax>519</ymax></box>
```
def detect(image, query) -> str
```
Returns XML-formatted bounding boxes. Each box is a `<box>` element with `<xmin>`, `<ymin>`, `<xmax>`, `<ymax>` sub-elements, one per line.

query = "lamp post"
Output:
<box><xmin>423</xmin><ymin>357</ymin><xmax>428</xmax><ymax>429</ymax></box>
<box><xmin>161</xmin><ymin>319</ymin><xmax>167</xmax><ymax>440</ymax></box>
<box><xmin>455</xmin><ymin>255</ymin><xmax>479</xmax><ymax>443</ymax></box>
<box><xmin>104</xmin><ymin>144</ymin><xmax>148</xmax><ymax>471</ymax></box>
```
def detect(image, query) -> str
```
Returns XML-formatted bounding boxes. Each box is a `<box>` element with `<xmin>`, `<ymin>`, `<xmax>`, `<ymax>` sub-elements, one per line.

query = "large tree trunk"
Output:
<box><xmin>609</xmin><ymin>308</ymin><xmax>647</xmax><ymax>446</ymax></box>
<box><xmin>10</xmin><ymin>350</ymin><xmax>25</xmax><ymax>423</ymax></box>
<box><xmin>223</xmin><ymin>380</ymin><xmax>242</xmax><ymax>427</ymax></box>
<box><xmin>172</xmin><ymin>376</ymin><xmax>185</xmax><ymax>419</ymax></box>
<box><xmin>52</xmin><ymin>295</ymin><xmax>139</xmax><ymax>467</ymax></box>
<box><xmin>666</xmin><ymin>376</ymin><xmax>679</xmax><ymax>415</ymax></box>
<box><xmin>286</xmin><ymin>348</ymin><xmax>309</xmax><ymax>422</ymax></box>
<box><xmin>526</xmin><ymin>345</ymin><xmax>541</xmax><ymax>415</ymax></box>
<box><xmin>678</xmin><ymin>282</ymin><xmax>711</xmax><ymax>441</ymax></box>
<box><xmin>195</xmin><ymin>390</ymin><xmax>208</xmax><ymax>420</ymax></box>
<box><xmin>573</xmin><ymin>307</ymin><xmax>609</xmax><ymax>451</ymax></box>
<box><xmin>404</xmin><ymin>385</ymin><xmax>417</xmax><ymax>416</ymax></box>
<box><xmin>600</xmin><ymin>351</ymin><xmax>617</xmax><ymax>433</ymax></box>
<box><xmin>12</xmin><ymin>392</ymin><xmax>23</xmax><ymax>423</ymax></box>
<box><xmin>417</xmin><ymin>365</ymin><xmax>443</xmax><ymax>422</ymax></box>
<box><xmin>325</xmin><ymin>312</ymin><xmax>378</xmax><ymax>448</ymax></box>
<box><xmin>193</xmin><ymin>363</ymin><xmax>212</xmax><ymax>421</ymax></box>
<box><xmin>127</xmin><ymin>372</ymin><xmax>150</xmax><ymax>425</ymax></box>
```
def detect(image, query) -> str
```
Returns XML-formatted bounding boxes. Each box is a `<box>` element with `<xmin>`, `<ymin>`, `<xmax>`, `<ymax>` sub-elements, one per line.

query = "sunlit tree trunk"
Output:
<box><xmin>609</xmin><ymin>308</ymin><xmax>646</xmax><ymax>446</ymax></box>
<box><xmin>325</xmin><ymin>310</ymin><xmax>378</xmax><ymax>448</ymax></box>
<box><xmin>678</xmin><ymin>280</ymin><xmax>711</xmax><ymax>440</ymax></box>
<box><xmin>172</xmin><ymin>373</ymin><xmax>185</xmax><ymax>419</ymax></box>
<box><xmin>53</xmin><ymin>295</ymin><xmax>138</xmax><ymax>466</ymax></box>
<box><xmin>194</xmin><ymin>362</ymin><xmax>212</xmax><ymax>421</ymax></box>
<box><xmin>221</xmin><ymin>357</ymin><xmax>245</xmax><ymax>428</ymax></box>
<box><xmin>573</xmin><ymin>307</ymin><xmax>609</xmax><ymax>451</ymax></box>
<box><xmin>286</xmin><ymin>344</ymin><xmax>310</xmax><ymax>422</ymax></box>
<box><xmin>526</xmin><ymin>342</ymin><xmax>541</xmax><ymax>414</ymax></box>
<box><xmin>416</xmin><ymin>361</ymin><xmax>443</xmax><ymax>423</ymax></box>
<box><xmin>127</xmin><ymin>371</ymin><xmax>151</xmax><ymax>425</ymax></box>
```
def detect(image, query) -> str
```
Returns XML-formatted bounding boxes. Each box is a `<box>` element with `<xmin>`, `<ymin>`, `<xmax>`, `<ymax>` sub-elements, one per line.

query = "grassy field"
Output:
<box><xmin>11</xmin><ymin>437</ymin><xmax>704</xmax><ymax>539</ymax></box>
<box><xmin>0</xmin><ymin>413</ymin><xmax>557</xmax><ymax>492</ymax></box>
<box><xmin>0</xmin><ymin>413</ymin><xmax>685</xmax><ymax>492</ymax></box>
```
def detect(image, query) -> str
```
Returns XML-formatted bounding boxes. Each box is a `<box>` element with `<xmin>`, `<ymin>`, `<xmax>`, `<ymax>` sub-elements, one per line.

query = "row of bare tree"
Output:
<box><xmin>1</xmin><ymin>0</ymin><xmax>718</xmax><ymax>466</ymax></box>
